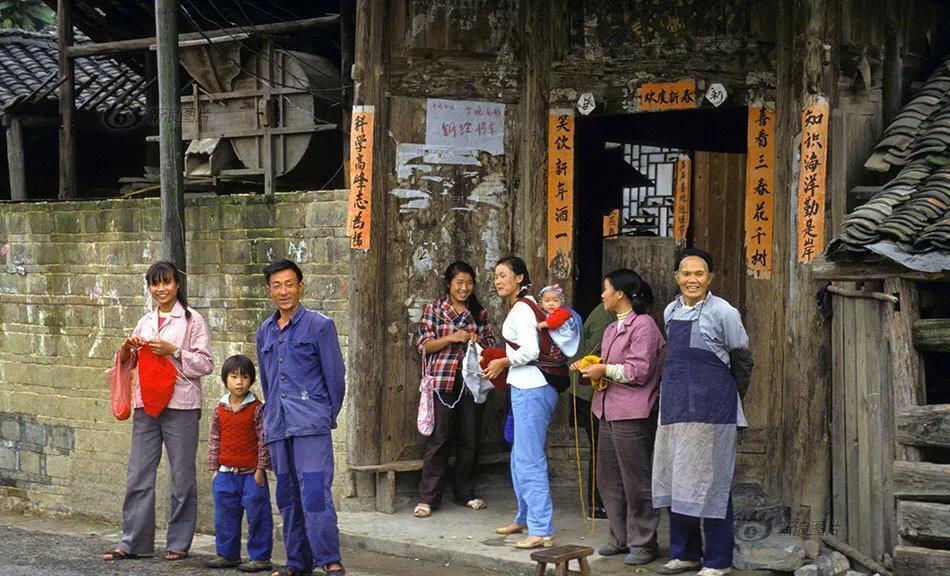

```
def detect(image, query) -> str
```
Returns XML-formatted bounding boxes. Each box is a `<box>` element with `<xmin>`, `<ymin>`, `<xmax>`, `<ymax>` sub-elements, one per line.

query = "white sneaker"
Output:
<box><xmin>697</xmin><ymin>567</ymin><xmax>732</xmax><ymax>576</ymax></box>
<box><xmin>656</xmin><ymin>558</ymin><xmax>702</xmax><ymax>575</ymax></box>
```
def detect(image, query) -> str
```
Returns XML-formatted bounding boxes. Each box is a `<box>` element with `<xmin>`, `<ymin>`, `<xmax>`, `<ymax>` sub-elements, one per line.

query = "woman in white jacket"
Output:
<box><xmin>482</xmin><ymin>256</ymin><xmax>557</xmax><ymax>549</ymax></box>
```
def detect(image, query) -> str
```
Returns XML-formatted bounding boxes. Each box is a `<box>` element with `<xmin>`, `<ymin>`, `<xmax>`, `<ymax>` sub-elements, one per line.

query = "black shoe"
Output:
<box><xmin>598</xmin><ymin>543</ymin><xmax>629</xmax><ymax>556</ymax></box>
<box><xmin>587</xmin><ymin>506</ymin><xmax>608</xmax><ymax>520</ymax></box>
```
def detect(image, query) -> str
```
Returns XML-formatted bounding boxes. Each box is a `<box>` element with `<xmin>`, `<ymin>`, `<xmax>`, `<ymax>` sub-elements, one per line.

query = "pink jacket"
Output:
<box><xmin>592</xmin><ymin>311</ymin><xmax>666</xmax><ymax>421</ymax></box>
<box><xmin>112</xmin><ymin>301</ymin><xmax>214</xmax><ymax>410</ymax></box>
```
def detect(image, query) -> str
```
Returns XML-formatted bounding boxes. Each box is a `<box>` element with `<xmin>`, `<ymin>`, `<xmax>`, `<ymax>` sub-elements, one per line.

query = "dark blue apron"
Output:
<box><xmin>660</xmin><ymin>317</ymin><xmax>737</xmax><ymax>426</ymax></box>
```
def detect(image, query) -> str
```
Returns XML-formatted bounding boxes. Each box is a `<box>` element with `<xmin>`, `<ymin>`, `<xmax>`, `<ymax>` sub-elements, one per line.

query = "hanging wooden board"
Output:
<box><xmin>347</xmin><ymin>106</ymin><xmax>375</xmax><ymax>250</ymax></box>
<box><xmin>672</xmin><ymin>154</ymin><xmax>691</xmax><ymax>241</ymax></box>
<box><xmin>546</xmin><ymin>109</ymin><xmax>574</xmax><ymax>274</ymax></box>
<box><xmin>744</xmin><ymin>104</ymin><xmax>776</xmax><ymax>279</ymax></box>
<box><xmin>796</xmin><ymin>97</ymin><xmax>830</xmax><ymax>263</ymax></box>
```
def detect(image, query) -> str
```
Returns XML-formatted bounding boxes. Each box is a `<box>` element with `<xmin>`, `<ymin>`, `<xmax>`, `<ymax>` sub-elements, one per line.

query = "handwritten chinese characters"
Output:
<box><xmin>547</xmin><ymin>110</ymin><xmax>574</xmax><ymax>270</ymax></box>
<box><xmin>796</xmin><ymin>98</ymin><xmax>829</xmax><ymax>263</ymax></box>
<box><xmin>672</xmin><ymin>155</ymin><xmax>691</xmax><ymax>241</ymax></box>
<box><xmin>425</xmin><ymin>98</ymin><xmax>505</xmax><ymax>155</ymax></box>
<box><xmin>744</xmin><ymin>105</ymin><xmax>776</xmax><ymax>279</ymax></box>
<box><xmin>603</xmin><ymin>209</ymin><xmax>619</xmax><ymax>240</ymax></box>
<box><xmin>637</xmin><ymin>80</ymin><xmax>698</xmax><ymax>111</ymax></box>
<box><xmin>347</xmin><ymin>106</ymin><xmax>375</xmax><ymax>250</ymax></box>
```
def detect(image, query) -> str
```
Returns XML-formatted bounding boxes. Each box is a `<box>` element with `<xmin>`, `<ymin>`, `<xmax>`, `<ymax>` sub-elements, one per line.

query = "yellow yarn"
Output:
<box><xmin>576</xmin><ymin>355</ymin><xmax>607</xmax><ymax>391</ymax></box>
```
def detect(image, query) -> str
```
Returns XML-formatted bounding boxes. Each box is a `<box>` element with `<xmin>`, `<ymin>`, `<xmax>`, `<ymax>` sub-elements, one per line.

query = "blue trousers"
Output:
<box><xmin>212</xmin><ymin>471</ymin><xmax>273</xmax><ymax>562</ymax></box>
<box><xmin>270</xmin><ymin>435</ymin><xmax>340</xmax><ymax>570</ymax></box>
<box><xmin>668</xmin><ymin>495</ymin><xmax>734</xmax><ymax>569</ymax></box>
<box><xmin>510</xmin><ymin>385</ymin><xmax>558</xmax><ymax>536</ymax></box>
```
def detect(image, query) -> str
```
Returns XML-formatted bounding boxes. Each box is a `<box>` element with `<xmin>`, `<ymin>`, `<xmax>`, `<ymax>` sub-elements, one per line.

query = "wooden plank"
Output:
<box><xmin>831</xmin><ymin>294</ymin><xmax>848</xmax><ymax>540</ymax></box>
<box><xmin>375</xmin><ymin>470</ymin><xmax>396</xmax><ymax>514</ymax></box>
<box><xmin>5</xmin><ymin>116</ymin><xmax>26</xmax><ymax>201</ymax></box>
<box><xmin>350</xmin><ymin>452</ymin><xmax>510</xmax><ymax>473</ymax></box>
<box><xmin>843</xmin><ymin>294</ymin><xmax>863</xmax><ymax>551</ymax></box>
<box><xmin>57</xmin><ymin>0</ymin><xmax>76</xmax><ymax>200</ymax></box>
<box><xmin>864</xmin><ymin>299</ymin><xmax>887</xmax><ymax>557</ymax></box>
<box><xmin>896</xmin><ymin>405</ymin><xmax>950</xmax><ymax>448</ymax></box>
<box><xmin>897</xmin><ymin>501</ymin><xmax>950</xmax><ymax>545</ymax></box>
<box><xmin>894</xmin><ymin>545</ymin><xmax>950</xmax><ymax>576</ymax></box>
<box><xmin>893</xmin><ymin>461</ymin><xmax>950</xmax><ymax>502</ymax></box>
<box><xmin>885</xmin><ymin>277</ymin><xmax>923</xmax><ymax>461</ymax></box>
<box><xmin>913</xmin><ymin>319</ymin><xmax>950</xmax><ymax>352</ymax></box>
<box><xmin>855</xmin><ymin>297</ymin><xmax>873</xmax><ymax>556</ymax></box>
<box><xmin>66</xmin><ymin>15</ymin><xmax>341</xmax><ymax>58</ymax></box>
<box><xmin>812</xmin><ymin>258</ymin><xmax>950</xmax><ymax>282</ymax></box>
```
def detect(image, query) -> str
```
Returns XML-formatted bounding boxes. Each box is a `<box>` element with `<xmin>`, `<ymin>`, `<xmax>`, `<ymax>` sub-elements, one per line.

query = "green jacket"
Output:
<box><xmin>570</xmin><ymin>303</ymin><xmax>617</xmax><ymax>401</ymax></box>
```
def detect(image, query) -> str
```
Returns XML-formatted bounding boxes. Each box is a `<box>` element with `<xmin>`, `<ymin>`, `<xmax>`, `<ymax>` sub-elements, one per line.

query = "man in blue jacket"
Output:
<box><xmin>257</xmin><ymin>259</ymin><xmax>346</xmax><ymax>576</ymax></box>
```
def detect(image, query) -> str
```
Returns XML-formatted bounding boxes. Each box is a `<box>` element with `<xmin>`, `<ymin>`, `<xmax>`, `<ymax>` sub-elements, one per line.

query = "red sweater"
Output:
<box><xmin>218</xmin><ymin>399</ymin><xmax>262</xmax><ymax>469</ymax></box>
<box><xmin>545</xmin><ymin>307</ymin><xmax>572</xmax><ymax>329</ymax></box>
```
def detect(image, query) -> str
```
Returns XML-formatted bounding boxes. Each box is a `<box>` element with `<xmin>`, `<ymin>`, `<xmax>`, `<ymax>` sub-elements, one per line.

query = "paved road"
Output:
<box><xmin>0</xmin><ymin>514</ymin><xmax>511</xmax><ymax>576</ymax></box>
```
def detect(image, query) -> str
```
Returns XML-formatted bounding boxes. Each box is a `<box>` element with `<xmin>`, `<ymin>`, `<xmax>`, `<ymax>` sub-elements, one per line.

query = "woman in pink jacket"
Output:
<box><xmin>102</xmin><ymin>261</ymin><xmax>214</xmax><ymax>563</ymax></box>
<box><xmin>572</xmin><ymin>268</ymin><xmax>666</xmax><ymax>566</ymax></box>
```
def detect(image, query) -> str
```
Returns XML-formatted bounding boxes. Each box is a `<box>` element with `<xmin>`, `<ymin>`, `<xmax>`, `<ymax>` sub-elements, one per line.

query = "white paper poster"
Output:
<box><xmin>425</xmin><ymin>98</ymin><xmax>505</xmax><ymax>155</ymax></box>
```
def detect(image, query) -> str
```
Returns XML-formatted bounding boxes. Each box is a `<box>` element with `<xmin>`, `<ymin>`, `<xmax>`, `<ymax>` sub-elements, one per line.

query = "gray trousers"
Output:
<box><xmin>597</xmin><ymin>415</ymin><xmax>660</xmax><ymax>550</ymax></box>
<box><xmin>118</xmin><ymin>408</ymin><xmax>200</xmax><ymax>555</ymax></box>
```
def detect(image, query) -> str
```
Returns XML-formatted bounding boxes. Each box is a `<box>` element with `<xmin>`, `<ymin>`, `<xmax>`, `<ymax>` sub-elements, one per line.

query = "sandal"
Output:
<box><xmin>324</xmin><ymin>564</ymin><xmax>347</xmax><ymax>576</ymax></box>
<box><xmin>495</xmin><ymin>523</ymin><xmax>526</xmax><ymax>535</ymax></box>
<box><xmin>164</xmin><ymin>550</ymin><xmax>188</xmax><ymax>561</ymax></box>
<box><xmin>413</xmin><ymin>502</ymin><xmax>432</xmax><ymax>518</ymax></box>
<box><xmin>513</xmin><ymin>536</ymin><xmax>555</xmax><ymax>549</ymax></box>
<box><xmin>102</xmin><ymin>549</ymin><xmax>145</xmax><ymax>561</ymax></box>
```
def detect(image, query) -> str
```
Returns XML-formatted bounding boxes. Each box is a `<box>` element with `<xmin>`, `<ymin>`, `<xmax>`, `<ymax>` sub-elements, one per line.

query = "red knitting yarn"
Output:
<box><xmin>479</xmin><ymin>347</ymin><xmax>508</xmax><ymax>390</ymax></box>
<box><xmin>138</xmin><ymin>346</ymin><xmax>177</xmax><ymax>418</ymax></box>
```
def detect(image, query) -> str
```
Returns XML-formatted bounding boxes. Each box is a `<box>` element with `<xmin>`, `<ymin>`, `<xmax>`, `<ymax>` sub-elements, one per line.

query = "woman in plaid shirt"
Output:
<box><xmin>413</xmin><ymin>261</ymin><xmax>496</xmax><ymax>519</ymax></box>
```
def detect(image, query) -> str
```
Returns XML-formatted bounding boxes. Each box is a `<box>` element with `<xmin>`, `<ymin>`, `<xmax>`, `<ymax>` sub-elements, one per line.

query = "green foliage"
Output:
<box><xmin>0</xmin><ymin>0</ymin><xmax>55</xmax><ymax>32</ymax></box>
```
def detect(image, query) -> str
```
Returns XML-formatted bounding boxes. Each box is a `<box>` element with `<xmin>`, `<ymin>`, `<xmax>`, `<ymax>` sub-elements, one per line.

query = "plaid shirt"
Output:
<box><xmin>207</xmin><ymin>392</ymin><xmax>271</xmax><ymax>473</ymax></box>
<box><xmin>415</xmin><ymin>296</ymin><xmax>496</xmax><ymax>392</ymax></box>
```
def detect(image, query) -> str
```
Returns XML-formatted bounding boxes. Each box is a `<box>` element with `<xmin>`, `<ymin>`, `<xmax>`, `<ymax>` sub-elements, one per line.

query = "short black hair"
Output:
<box><xmin>263</xmin><ymin>259</ymin><xmax>303</xmax><ymax>284</ymax></box>
<box><xmin>221</xmin><ymin>354</ymin><xmax>256</xmax><ymax>385</ymax></box>
<box><xmin>675</xmin><ymin>248</ymin><xmax>714</xmax><ymax>273</ymax></box>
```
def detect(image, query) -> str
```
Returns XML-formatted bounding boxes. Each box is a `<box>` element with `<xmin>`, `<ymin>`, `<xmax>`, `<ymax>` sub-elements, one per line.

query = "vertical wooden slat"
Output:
<box><xmin>885</xmin><ymin>278</ymin><xmax>924</xmax><ymax>462</ymax></box>
<box><xmin>57</xmin><ymin>0</ymin><xmax>76</xmax><ymax>199</ymax></box>
<box><xmin>831</xmin><ymin>294</ymin><xmax>848</xmax><ymax>540</ymax></box>
<box><xmin>5</xmin><ymin>116</ymin><xmax>26</xmax><ymax>201</ymax></box>
<box><xmin>843</xmin><ymin>293</ymin><xmax>862</xmax><ymax>549</ymax></box>
<box><xmin>864</xmin><ymin>298</ymin><xmax>885</xmax><ymax>558</ymax></box>
<box><xmin>855</xmin><ymin>297</ymin><xmax>873</xmax><ymax>555</ymax></box>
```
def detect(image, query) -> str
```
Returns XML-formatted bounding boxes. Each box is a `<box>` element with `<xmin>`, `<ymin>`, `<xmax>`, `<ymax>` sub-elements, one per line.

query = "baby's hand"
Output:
<box><xmin>537</xmin><ymin>321</ymin><xmax>548</xmax><ymax>331</ymax></box>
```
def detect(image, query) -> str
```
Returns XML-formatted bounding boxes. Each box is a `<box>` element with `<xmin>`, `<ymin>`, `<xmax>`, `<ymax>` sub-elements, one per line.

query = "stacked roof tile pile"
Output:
<box><xmin>0</xmin><ymin>28</ymin><xmax>145</xmax><ymax>113</ymax></box>
<box><xmin>827</xmin><ymin>55</ymin><xmax>950</xmax><ymax>269</ymax></box>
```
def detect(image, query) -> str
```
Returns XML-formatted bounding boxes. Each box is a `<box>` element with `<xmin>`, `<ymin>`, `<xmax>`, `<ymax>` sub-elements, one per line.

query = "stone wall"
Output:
<box><xmin>0</xmin><ymin>191</ymin><xmax>350</xmax><ymax>531</ymax></box>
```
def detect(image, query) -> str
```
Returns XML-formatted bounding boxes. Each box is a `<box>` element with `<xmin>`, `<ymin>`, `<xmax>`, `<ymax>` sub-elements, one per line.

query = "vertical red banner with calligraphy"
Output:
<box><xmin>744</xmin><ymin>104</ymin><xmax>776</xmax><ymax>279</ymax></box>
<box><xmin>672</xmin><ymin>155</ymin><xmax>691</xmax><ymax>241</ymax></box>
<box><xmin>603</xmin><ymin>209</ymin><xmax>619</xmax><ymax>240</ymax></box>
<box><xmin>347</xmin><ymin>106</ymin><xmax>375</xmax><ymax>250</ymax></box>
<box><xmin>547</xmin><ymin>110</ymin><xmax>574</xmax><ymax>271</ymax></box>
<box><xmin>796</xmin><ymin>98</ymin><xmax>829</xmax><ymax>263</ymax></box>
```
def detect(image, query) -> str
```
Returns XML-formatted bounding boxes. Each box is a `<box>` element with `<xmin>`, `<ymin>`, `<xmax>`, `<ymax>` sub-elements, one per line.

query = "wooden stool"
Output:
<box><xmin>530</xmin><ymin>544</ymin><xmax>594</xmax><ymax>576</ymax></box>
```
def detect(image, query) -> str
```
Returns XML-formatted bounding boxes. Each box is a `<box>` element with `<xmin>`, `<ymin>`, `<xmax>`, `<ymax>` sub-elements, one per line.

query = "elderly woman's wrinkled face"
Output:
<box><xmin>676</xmin><ymin>256</ymin><xmax>712</xmax><ymax>304</ymax></box>
<box><xmin>493</xmin><ymin>263</ymin><xmax>522</xmax><ymax>300</ymax></box>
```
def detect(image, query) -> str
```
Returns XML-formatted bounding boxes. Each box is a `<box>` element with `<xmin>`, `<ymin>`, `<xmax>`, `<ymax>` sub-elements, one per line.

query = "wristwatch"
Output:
<box><xmin>172</xmin><ymin>347</ymin><xmax>181</xmax><ymax>360</ymax></box>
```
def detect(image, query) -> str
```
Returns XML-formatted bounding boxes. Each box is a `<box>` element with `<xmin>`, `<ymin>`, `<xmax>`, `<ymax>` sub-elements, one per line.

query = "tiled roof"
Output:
<box><xmin>827</xmin><ymin>55</ymin><xmax>950</xmax><ymax>271</ymax></box>
<box><xmin>0</xmin><ymin>28</ymin><xmax>145</xmax><ymax>113</ymax></box>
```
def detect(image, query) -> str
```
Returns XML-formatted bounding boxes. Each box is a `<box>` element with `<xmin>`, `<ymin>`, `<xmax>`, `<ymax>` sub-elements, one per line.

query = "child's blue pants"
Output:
<box><xmin>212</xmin><ymin>471</ymin><xmax>273</xmax><ymax>562</ymax></box>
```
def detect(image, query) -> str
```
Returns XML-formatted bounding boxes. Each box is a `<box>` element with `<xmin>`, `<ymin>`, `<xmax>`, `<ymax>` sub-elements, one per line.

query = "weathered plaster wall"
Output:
<box><xmin>0</xmin><ymin>191</ymin><xmax>350</xmax><ymax>531</ymax></box>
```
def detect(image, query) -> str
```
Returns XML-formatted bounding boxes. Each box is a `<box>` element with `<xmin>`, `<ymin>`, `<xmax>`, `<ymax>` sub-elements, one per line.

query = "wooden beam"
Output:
<box><xmin>894</xmin><ymin>545</ymin><xmax>950</xmax><ymax>576</ymax></box>
<box><xmin>893</xmin><ymin>461</ymin><xmax>950</xmax><ymax>502</ymax></box>
<box><xmin>913</xmin><ymin>319</ymin><xmax>950</xmax><ymax>352</ymax></box>
<box><xmin>156</xmin><ymin>0</ymin><xmax>186</xmax><ymax>270</ymax></box>
<box><xmin>897</xmin><ymin>405</ymin><xmax>950</xmax><ymax>448</ymax></box>
<box><xmin>5</xmin><ymin>116</ymin><xmax>26</xmax><ymax>201</ymax></box>
<box><xmin>812</xmin><ymin>258</ymin><xmax>950</xmax><ymax>282</ymax></box>
<box><xmin>883</xmin><ymin>0</ymin><xmax>904</xmax><ymax>124</ymax></box>
<box><xmin>66</xmin><ymin>15</ymin><xmax>341</xmax><ymax>59</ymax></box>
<box><xmin>57</xmin><ymin>0</ymin><xmax>77</xmax><ymax>200</ymax></box>
<box><xmin>885</xmin><ymin>278</ymin><xmax>924</xmax><ymax>462</ymax></box>
<box><xmin>897</xmin><ymin>500</ymin><xmax>950</xmax><ymax>545</ymax></box>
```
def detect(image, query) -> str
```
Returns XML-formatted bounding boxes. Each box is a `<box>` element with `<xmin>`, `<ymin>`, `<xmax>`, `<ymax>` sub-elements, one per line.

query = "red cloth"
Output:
<box><xmin>479</xmin><ymin>347</ymin><xmax>508</xmax><ymax>390</ymax></box>
<box><xmin>545</xmin><ymin>307</ymin><xmax>572</xmax><ymax>329</ymax></box>
<box><xmin>137</xmin><ymin>346</ymin><xmax>177</xmax><ymax>418</ymax></box>
<box><xmin>217</xmin><ymin>399</ymin><xmax>262</xmax><ymax>469</ymax></box>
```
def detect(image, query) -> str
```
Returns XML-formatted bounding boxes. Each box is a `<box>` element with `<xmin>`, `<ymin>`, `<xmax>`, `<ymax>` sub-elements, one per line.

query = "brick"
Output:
<box><xmin>49</xmin><ymin>426</ymin><xmax>74</xmax><ymax>451</ymax></box>
<box><xmin>0</xmin><ymin>446</ymin><xmax>17</xmax><ymax>470</ymax></box>
<box><xmin>1</xmin><ymin>420</ymin><xmax>20</xmax><ymax>441</ymax></box>
<box><xmin>22</xmin><ymin>422</ymin><xmax>47</xmax><ymax>446</ymax></box>
<box><xmin>45</xmin><ymin>454</ymin><xmax>69</xmax><ymax>478</ymax></box>
<box><xmin>19</xmin><ymin>449</ymin><xmax>41</xmax><ymax>475</ymax></box>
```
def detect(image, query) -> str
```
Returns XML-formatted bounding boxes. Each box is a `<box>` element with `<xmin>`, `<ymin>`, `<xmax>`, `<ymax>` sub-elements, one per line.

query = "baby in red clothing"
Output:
<box><xmin>536</xmin><ymin>284</ymin><xmax>582</xmax><ymax>357</ymax></box>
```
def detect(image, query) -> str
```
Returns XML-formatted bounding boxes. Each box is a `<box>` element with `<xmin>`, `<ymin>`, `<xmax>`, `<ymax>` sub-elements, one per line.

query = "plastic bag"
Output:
<box><xmin>417</xmin><ymin>352</ymin><xmax>435</xmax><ymax>436</ymax></box>
<box><xmin>462</xmin><ymin>341</ymin><xmax>494</xmax><ymax>404</ymax></box>
<box><xmin>108</xmin><ymin>356</ymin><xmax>133</xmax><ymax>421</ymax></box>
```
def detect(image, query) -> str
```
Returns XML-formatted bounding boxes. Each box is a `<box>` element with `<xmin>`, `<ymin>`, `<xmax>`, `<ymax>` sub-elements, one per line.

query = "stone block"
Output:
<box><xmin>733</xmin><ymin>534</ymin><xmax>806</xmax><ymax>571</ymax></box>
<box><xmin>18</xmin><ymin>449</ymin><xmax>41</xmax><ymax>475</ymax></box>
<box><xmin>1</xmin><ymin>420</ymin><xmax>20</xmax><ymax>441</ymax></box>
<box><xmin>0</xmin><ymin>446</ymin><xmax>17</xmax><ymax>470</ymax></box>
<box><xmin>803</xmin><ymin>538</ymin><xmax>821</xmax><ymax>559</ymax></box>
<box><xmin>22</xmin><ymin>421</ymin><xmax>47</xmax><ymax>446</ymax></box>
<box><xmin>813</xmin><ymin>551</ymin><xmax>850</xmax><ymax>575</ymax></box>
<box><xmin>45</xmin><ymin>454</ymin><xmax>69</xmax><ymax>478</ymax></box>
<box><xmin>49</xmin><ymin>426</ymin><xmax>73</xmax><ymax>451</ymax></box>
<box><xmin>795</xmin><ymin>565</ymin><xmax>819</xmax><ymax>576</ymax></box>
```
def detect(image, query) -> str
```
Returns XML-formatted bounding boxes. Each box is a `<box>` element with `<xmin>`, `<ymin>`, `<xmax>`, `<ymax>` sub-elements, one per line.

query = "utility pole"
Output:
<box><xmin>155</xmin><ymin>0</ymin><xmax>186</xmax><ymax>272</ymax></box>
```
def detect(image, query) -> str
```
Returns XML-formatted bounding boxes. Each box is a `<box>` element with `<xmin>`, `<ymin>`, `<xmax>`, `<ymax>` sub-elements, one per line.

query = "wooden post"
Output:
<box><xmin>340</xmin><ymin>0</ymin><xmax>355</xmax><ymax>184</ymax></box>
<box><xmin>155</xmin><ymin>0</ymin><xmax>186</xmax><ymax>269</ymax></box>
<box><xmin>347</xmin><ymin>0</ymin><xmax>388</xmax><ymax>480</ymax></box>
<box><xmin>5</xmin><ymin>115</ymin><xmax>26</xmax><ymax>201</ymax></box>
<box><xmin>886</xmin><ymin>278</ymin><xmax>924</xmax><ymax>461</ymax></box>
<box><xmin>261</xmin><ymin>40</ymin><xmax>274</xmax><ymax>195</ymax></box>
<box><xmin>57</xmin><ymin>0</ymin><xmax>76</xmax><ymax>200</ymax></box>
<box><xmin>883</xmin><ymin>0</ymin><xmax>903</xmax><ymax>125</ymax></box>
